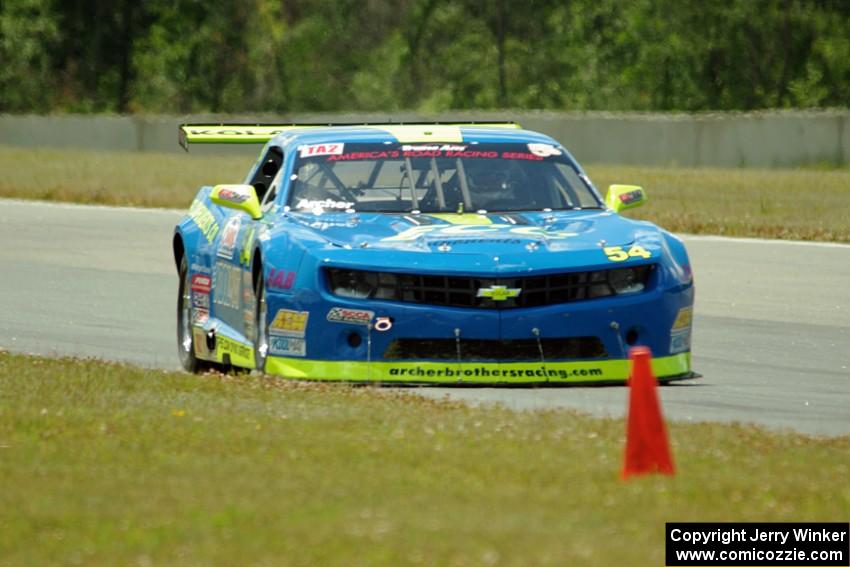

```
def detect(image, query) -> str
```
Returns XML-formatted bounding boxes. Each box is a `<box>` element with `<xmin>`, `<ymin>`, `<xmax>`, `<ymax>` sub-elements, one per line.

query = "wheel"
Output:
<box><xmin>176</xmin><ymin>255</ymin><xmax>212</xmax><ymax>373</ymax></box>
<box><xmin>253</xmin><ymin>267</ymin><xmax>269</xmax><ymax>373</ymax></box>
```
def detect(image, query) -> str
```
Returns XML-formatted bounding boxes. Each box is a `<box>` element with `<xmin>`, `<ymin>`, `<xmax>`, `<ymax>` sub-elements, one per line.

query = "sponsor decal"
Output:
<box><xmin>269</xmin><ymin>336</ymin><xmax>306</xmax><ymax>357</ymax></box>
<box><xmin>323</xmin><ymin>148</ymin><xmax>554</xmax><ymax>162</ymax></box>
<box><xmin>296</xmin><ymin>198</ymin><xmax>354</xmax><ymax>210</ymax></box>
<box><xmin>433</xmin><ymin>238</ymin><xmax>522</xmax><ymax>246</ymax></box>
<box><xmin>242</xmin><ymin>270</ymin><xmax>254</xmax><ymax>304</ymax></box>
<box><xmin>477</xmin><ymin>285</ymin><xmax>521</xmax><ymax>301</ymax></box>
<box><xmin>243</xmin><ymin>310</ymin><xmax>256</xmax><ymax>342</ymax></box>
<box><xmin>188</xmin><ymin>200</ymin><xmax>219</xmax><ymax>242</ymax></box>
<box><xmin>192</xmin><ymin>328</ymin><xmax>208</xmax><ymax>357</ymax></box>
<box><xmin>270</xmin><ymin>309</ymin><xmax>309</xmax><ymax>337</ymax></box>
<box><xmin>192</xmin><ymin>292</ymin><xmax>210</xmax><ymax>310</ymax></box>
<box><xmin>527</xmin><ymin>143</ymin><xmax>563</xmax><ymax>157</ymax></box>
<box><xmin>374</xmin><ymin>317</ymin><xmax>393</xmax><ymax>332</ymax></box>
<box><xmin>618</xmin><ymin>189</ymin><xmax>644</xmax><ymax>205</ymax></box>
<box><xmin>669</xmin><ymin>306</ymin><xmax>693</xmax><ymax>354</ymax></box>
<box><xmin>383</xmin><ymin>224</ymin><xmax>578</xmax><ymax>242</ymax></box>
<box><xmin>672</xmin><ymin>306</ymin><xmax>693</xmax><ymax>330</ymax></box>
<box><xmin>669</xmin><ymin>329</ymin><xmax>691</xmax><ymax>354</ymax></box>
<box><xmin>191</xmin><ymin>274</ymin><xmax>212</xmax><ymax>294</ymax></box>
<box><xmin>217</xmin><ymin>187</ymin><xmax>250</xmax><ymax>203</ymax></box>
<box><xmin>213</xmin><ymin>261</ymin><xmax>242</xmax><ymax>309</ymax></box>
<box><xmin>217</xmin><ymin>216</ymin><xmax>242</xmax><ymax>260</ymax></box>
<box><xmin>299</xmin><ymin>143</ymin><xmax>344</xmax><ymax>158</ymax></box>
<box><xmin>401</xmin><ymin>144</ymin><xmax>467</xmax><ymax>152</ymax></box>
<box><xmin>267</xmin><ymin>269</ymin><xmax>296</xmax><ymax>290</ymax></box>
<box><xmin>188</xmin><ymin>127</ymin><xmax>288</xmax><ymax>137</ymax></box>
<box><xmin>265</xmin><ymin>353</ymin><xmax>691</xmax><ymax>382</ymax></box>
<box><xmin>192</xmin><ymin>309</ymin><xmax>209</xmax><ymax>325</ymax></box>
<box><xmin>405</xmin><ymin>149</ymin><xmax>497</xmax><ymax>159</ymax></box>
<box><xmin>327</xmin><ymin>307</ymin><xmax>374</xmax><ymax>326</ymax></box>
<box><xmin>501</xmin><ymin>151</ymin><xmax>544</xmax><ymax>161</ymax></box>
<box><xmin>388</xmin><ymin>365</ymin><xmax>603</xmax><ymax>380</ymax></box>
<box><xmin>239</xmin><ymin>226</ymin><xmax>256</xmax><ymax>267</ymax></box>
<box><xmin>217</xmin><ymin>335</ymin><xmax>252</xmax><ymax>361</ymax></box>
<box><xmin>328</xmin><ymin>151</ymin><xmax>400</xmax><ymax>161</ymax></box>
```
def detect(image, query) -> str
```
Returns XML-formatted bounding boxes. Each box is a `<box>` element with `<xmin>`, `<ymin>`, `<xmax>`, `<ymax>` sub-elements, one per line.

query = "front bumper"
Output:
<box><xmin>261</xmin><ymin>275</ymin><xmax>695</xmax><ymax>384</ymax></box>
<box><xmin>265</xmin><ymin>353</ymin><xmax>694</xmax><ymax>385</ymax></box>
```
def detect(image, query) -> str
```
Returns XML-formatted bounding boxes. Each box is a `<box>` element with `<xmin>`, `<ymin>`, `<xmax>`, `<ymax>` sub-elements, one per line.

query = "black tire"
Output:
<box><xmin>177</xmin><ymin>256</ymin><xmax>213</xmax><ymax>373</ymax></box>
<box><xmin>253</xmin><ymin>268</ymin><xmax>269</xmax><ymax>373</ymax></box>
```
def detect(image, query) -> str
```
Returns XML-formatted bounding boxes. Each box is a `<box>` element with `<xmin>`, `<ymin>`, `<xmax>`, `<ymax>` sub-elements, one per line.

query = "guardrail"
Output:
<box><xmin>1</xmin><ymin>110</ymin><xmax>847</xmax><ymax>167</ymax></box>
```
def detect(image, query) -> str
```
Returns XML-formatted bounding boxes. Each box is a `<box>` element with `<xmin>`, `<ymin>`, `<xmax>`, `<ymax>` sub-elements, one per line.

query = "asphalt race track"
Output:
<box><xmin>1</xmin><ymin>199</ymin><xmax>848</xmax><ymax>436</ymax></box>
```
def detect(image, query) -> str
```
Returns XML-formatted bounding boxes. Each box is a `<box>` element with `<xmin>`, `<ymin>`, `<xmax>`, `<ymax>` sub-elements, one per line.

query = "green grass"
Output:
<box><xmin>589</xmin><ymin>165</ymin><xmax>850</xmax><ymax>242</ymax></box>
<box><xmin>0</xmin><ymin>146</ymin><xmax>247</xmax><ymax>209</ymax></box>
<box><xmin>1</xmin><ymin>146</ymin><xmax>849</xmax><ymax>242</ymax></box>
<box><xmin>1</xmin><ymin>352</ymin><xmax>847</xmax><ymax>566</ymax></box>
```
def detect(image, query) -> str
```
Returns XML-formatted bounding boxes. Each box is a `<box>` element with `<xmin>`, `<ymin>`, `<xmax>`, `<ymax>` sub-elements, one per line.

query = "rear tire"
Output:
<box><xmin>177</xmin><ymin>256</ymin><xmax>212</xmax><ymax>373</ymax></box>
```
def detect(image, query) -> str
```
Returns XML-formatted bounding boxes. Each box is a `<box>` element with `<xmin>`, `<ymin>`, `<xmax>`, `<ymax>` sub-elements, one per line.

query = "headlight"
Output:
<box><xmin>608</xmin><ymin>267</ymin><xmax>647</xmax><ymax>295</ymax></box>
<box><xmin>587</xmin><ymin>270</ymin><xmax>613</xmax><ymax>298</ymax></box>
<box><xmin>327</xmin><ymin>269</ymin><xmax>378</xmax><ymax>298</ymax></box>
<box><xmin>326</xmin><ymin>269</ymin><xmax>400</xmax><ymax>299</ymax></box>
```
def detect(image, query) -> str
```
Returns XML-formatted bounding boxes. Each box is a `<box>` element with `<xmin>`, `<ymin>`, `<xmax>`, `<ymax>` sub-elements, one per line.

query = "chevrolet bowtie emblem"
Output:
<box><xmin>477</xmin><ymin>285</ymin><xmax>521</xmax><ymax>301</ymax></box>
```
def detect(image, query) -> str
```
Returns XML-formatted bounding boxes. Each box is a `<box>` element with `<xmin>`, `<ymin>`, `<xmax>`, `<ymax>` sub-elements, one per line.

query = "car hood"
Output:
<box><xmin>285</xmin><ymin>210</ymin><xmax>666</xmax><ymax>273</ymax></box>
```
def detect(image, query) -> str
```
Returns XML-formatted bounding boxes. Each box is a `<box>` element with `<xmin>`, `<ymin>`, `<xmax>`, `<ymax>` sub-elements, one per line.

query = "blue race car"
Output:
<box><xmin>174</xmin><ymin>122</ymin><xmax>695</xmax><ymax>384</ymax></box>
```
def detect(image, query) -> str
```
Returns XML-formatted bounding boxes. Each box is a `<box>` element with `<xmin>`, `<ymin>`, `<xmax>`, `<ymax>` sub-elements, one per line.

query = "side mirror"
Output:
<box><xmin>605</xmin><ymin>184</ymin><xmax>647</xmax><ymax>213</ymax></box>
<box><xmin>211</xmin><ymin>184</ymin><xmax>262</xmax><ymax>220</ymax></box>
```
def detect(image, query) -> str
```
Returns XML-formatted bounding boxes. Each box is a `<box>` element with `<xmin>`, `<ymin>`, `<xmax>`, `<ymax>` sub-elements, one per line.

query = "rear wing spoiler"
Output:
<box><xmin>178</xmin><ymin>121</ymin><xmax>521</xmax><ymax>151</ymax></box>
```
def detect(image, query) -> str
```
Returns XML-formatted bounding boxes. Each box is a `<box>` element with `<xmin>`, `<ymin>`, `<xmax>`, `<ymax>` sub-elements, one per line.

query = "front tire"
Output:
<box><xmin>254</xmin><ymin>268</ymin><xmax>269</xmax><ymax>373</ymax></box>
<box><xmin>177</xmin><ymin>256</ymin><xmax>210</xmax><ymax>373</ymax></box>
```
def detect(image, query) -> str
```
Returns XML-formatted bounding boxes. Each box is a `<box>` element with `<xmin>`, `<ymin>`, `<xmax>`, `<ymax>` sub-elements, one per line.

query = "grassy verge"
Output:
<box><xmin>590</xmin><ymin>165</ymin><xmax>850</xmax><ymax>242</ymax></box>
<box><xmin>1</xmin><ymin>352</ymin><xmax>847</xmax><ymax>566</ymax></box>
<box><xmin>0</xmin><ymin>146</ymin><xmax>246</xmax><ymax>209</ymax></box>
<box><xmin>1</xmin><ymin>146</ymin><xmax>849</xmax><ymax>242</ymax></box>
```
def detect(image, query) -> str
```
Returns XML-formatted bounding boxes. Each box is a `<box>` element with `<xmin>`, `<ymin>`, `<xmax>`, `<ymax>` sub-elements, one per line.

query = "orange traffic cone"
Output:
<box><xmin>621</xmin><ymin>346</ymin><xmax>675</xmax><ymax>479</ymax></box>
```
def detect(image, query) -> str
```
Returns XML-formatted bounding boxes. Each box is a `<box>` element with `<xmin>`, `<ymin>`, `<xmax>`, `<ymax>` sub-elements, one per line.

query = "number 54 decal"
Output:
<box><xmin>604</xmin><ymin>245</ymin><xmax>652</xmax><ymax>262</ymax></box>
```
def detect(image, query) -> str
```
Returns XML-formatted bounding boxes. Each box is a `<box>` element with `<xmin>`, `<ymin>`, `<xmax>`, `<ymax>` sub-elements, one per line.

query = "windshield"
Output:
<box><xmin>287</xmin><ymin>142</ymin><xmax>602</xmax><ymax>213</ymax></box>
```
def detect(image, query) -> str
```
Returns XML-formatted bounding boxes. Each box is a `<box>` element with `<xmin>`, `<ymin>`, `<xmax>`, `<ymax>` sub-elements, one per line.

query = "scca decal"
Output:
<box><xmin>326</xmin><ymin>307</ymin><xmax>374</xmax><ymax>325</ymax></box>
<box><xmin>267</xmin><ymin>269</ymin><xmax>295</xmax><ymax>290</ymax></box>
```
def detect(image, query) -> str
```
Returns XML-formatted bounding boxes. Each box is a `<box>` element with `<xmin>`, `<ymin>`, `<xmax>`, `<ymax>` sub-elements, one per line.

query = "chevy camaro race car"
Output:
<box><xmin>173</xmin><ymin>122</ymin><xmax>695</xmax><ymax>384</ymax></box>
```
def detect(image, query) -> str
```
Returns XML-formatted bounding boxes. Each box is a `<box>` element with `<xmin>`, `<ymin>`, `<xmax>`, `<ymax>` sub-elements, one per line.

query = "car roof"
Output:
<box><xmin>272</xmin><ymin>125</ymin><xmax>560</xmax><ymax>151</ymax></box>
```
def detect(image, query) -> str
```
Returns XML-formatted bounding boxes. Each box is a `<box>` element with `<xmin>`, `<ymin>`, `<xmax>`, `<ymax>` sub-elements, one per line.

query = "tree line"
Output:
<box><xmin>1</xmin><ymin>0</ymin><xmax>848</xmax><ymax>114</ymax></box>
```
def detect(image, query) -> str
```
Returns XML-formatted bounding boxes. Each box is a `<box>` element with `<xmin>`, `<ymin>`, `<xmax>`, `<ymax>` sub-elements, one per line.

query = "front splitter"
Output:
<box><xmin>264</xmin><ymin>352</ymin><xmax>692</xmax><ymax>385</ymax></box>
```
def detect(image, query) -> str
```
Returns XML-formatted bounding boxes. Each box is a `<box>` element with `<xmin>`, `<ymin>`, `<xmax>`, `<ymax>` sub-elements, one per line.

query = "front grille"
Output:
<box><xmin>383</xmin><ymin>337</ymin><xmax>607</xmax><ymax>361</ymax></box>
<box><xmin>325</xmin><ymin>265</ymin><xmax>654</xmax><ymax>309</ymax></box>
